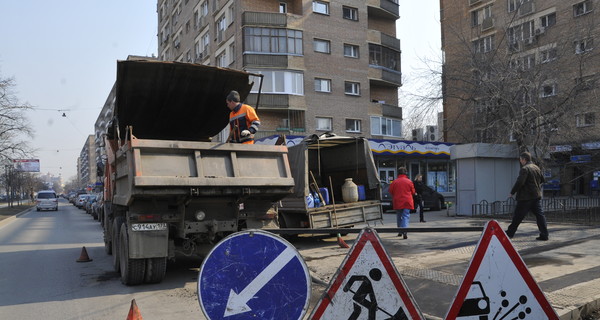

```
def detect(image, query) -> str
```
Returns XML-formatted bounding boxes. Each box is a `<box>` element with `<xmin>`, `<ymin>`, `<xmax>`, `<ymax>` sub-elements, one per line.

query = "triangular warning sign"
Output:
<box><xmin>445</xmin><ymin>220</ymin><xmax>559</xmax><ymax>320</ymax></box>
<box><xmin>310</xmin><ymin>227</ymin><xmax>424</xmax><ymax>320</ymax></box>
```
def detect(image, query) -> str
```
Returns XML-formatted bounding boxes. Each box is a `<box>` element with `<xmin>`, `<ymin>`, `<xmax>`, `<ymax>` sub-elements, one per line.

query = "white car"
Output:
<box><xmin>36</xmin><ymin>190</ymin><xmax>58</xmax><ymax>211</ymax></box>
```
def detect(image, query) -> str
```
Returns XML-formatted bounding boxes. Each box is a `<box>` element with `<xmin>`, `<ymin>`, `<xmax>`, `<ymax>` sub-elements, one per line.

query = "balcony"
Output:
<box><xmin>245</xmin><ymin>93</ymin><xmax>307</xmax><ymax>111</ymax></box>
<box><xmin>243</xmin><ymin>54</ymin><xmax>289</xmax><ymax>68</ymax></box>
<box><xmin>519</xmin><ymin>1</ymin><xmax>535</xmax><ymax>16</ymax></box>
<box><xmin>369</xmin><ymin>66</ymin><xmax>402</xmax><ymax>87</ymax></box>
<box><xmin>242</xmin><ymin>11</ymin><xmax>287</xmax><ymax>27</ymax></box>
<box><xmin>469</xmin><ymin>0</ymin><xmax>482</xmax><ymax>5</ymax></box>
<box><xmin>368</xmin><ymin>30</ymin><xmax>401</xmax><ymax>51</ymax></box>
<box><xmin>481</xmin><ymin>17</ymin><xmax>494</xmax><ymax>31</ymax></box>
<box><xmin>367</xmin><ymin>0</ymin><xmax>400</xmax><ymax>20</ymax></box>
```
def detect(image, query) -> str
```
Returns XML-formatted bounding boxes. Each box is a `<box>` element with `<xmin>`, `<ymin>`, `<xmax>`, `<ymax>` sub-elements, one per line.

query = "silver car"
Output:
<box><xmin>36</xmin><ymin>190</ymin><xmax>58</xmax><ymax>211</ymax></box>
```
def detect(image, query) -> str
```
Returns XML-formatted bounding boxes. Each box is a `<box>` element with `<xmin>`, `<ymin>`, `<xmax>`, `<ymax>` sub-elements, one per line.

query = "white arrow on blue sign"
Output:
<box><xmin>198</xmin><ymin>230</ymin><xmax>311</xmax><ymax>320</ymax></box>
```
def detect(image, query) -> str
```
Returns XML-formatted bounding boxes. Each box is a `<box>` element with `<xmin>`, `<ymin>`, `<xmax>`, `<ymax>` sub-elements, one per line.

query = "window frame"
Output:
<box><xmin>312</xmin><ymin>1</ymin><xmax>330</xmax><ymax>15</ymax></box>
<box><xmin>574</xmin><ymin>0</ymin><xmax>593</xmax><ymax>17</ymax></box>
<box><xmin>243</xmin><ymin>27</ymin><xmax>303</xmax><ymax>55</ymax></box>
<box><xmin>344</xmin><ymin>81</ymin><xmax>360</xmax><ymax>96</ymax></box>
<box><xmin>343</xmin><ymin>43</ymin><xmax>359</xmax><ymax>58</ymax></box>
<box><xmin>342</xmin><ymin>6</ymin><xmax>358</xmax><ymax>21</ymax></box>
<box><xmin>575</xmin><ymin>38</ymin><xmax>594</xmax><ymax>54</ymax></box>
<box><xmin>316</xmin><ymin>117</ymin><xmax>333</xmax><ymax>131</ymax></box>
<box><xmin>313</xmin><ymin>38</ymin><xmax>331</xmax><ymax>54</ymax></box>
<box><xmin>314</xmin><ymin>78</ymin><xmax>332</xmax><ymax>93</ymax></box>
<box><xmin>370</xmin><ymin>116</ymin><xmax>402</xmax><ymax>137</ymax></box>
<box><xmin>540</xmin><ymin>13</ymin><xmax>556</xmax><ymax>28</ymax></box>
<box><xmin>540</xmin><ymin>48</ymin><xmax>557</xmax><ymax>63</ymax></box>
<box><xmin>576</xmin><ymin>112</ymin><xmax>595</xmax><ymax>127</ymax></box>
<box><xmin>540</xmin><ymin>83</ymin><xmax>557</xmax><ymax>98</ymax></box>
<box><xmin>345</xmin><ymin>119</ymin><xmax>361</xmax><ymax>133</ymax></box>
<box><xmin>248</xmin><ymin>69</ymin><xmax>304</xmax><ymax>95</ymax></box>
<box><xmin>279</xmin><ymin>2</ymin><xmax>287</xmax><ymax>13</ymax></box>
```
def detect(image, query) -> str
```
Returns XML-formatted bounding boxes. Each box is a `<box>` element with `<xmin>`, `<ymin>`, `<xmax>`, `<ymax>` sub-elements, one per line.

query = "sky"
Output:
<box><xmin>0</xmin><ymin>1</ymin><xmax>441</xmax><ymax>182</ymax></box>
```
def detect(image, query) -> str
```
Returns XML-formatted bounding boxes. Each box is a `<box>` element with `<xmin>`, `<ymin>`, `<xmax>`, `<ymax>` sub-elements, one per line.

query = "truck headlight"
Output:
<box><xmin>195</xmin><ymin>210</ymin><xmax>206</xmax><ymax>221</ymax></box>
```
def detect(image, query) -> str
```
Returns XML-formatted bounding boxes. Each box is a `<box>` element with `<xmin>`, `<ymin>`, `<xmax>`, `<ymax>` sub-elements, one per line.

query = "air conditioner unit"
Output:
<box><xmin>425</xmin><ymin>125</ymin><xmax>438</xmax><ymax>141</ymax></box>
<box><xmin>523</xmin><ymin>38</ymin><xmax>534</xmax><ymax>45</ymax></box>
<box><xmin>535</xmin><ymin>27</ymin><xmax>546</xmax><ymax>35</ymax></box>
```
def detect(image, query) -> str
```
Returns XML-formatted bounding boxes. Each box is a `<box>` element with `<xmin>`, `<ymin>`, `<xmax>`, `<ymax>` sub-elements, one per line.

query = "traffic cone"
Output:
<box><xmin>337</xmin><ymin>233</ymin><xmax>350</xmax><ymax>248</ymax></box>
<box><xmin>76</xmin><ymin>246</ymin><xmax>93</xmax><ymax>262</ymax></box>
<box><xmin>127</xmin><ymin>299</ymin><xmax>143</xmax><ymax>320</ymax></box>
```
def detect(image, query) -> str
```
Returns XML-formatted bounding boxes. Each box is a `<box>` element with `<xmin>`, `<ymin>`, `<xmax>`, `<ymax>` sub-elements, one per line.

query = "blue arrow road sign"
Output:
<box><xmin>198</xmin><ymin>230</ymin><xmax>311</xmax><ymax>320</ymax></box>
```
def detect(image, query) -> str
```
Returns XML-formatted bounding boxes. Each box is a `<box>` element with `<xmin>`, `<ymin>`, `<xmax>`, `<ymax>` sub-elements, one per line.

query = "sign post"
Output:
<box><xmin>198</xmin><ymin>230</ymin><xmax>311</xmax><ymax>320</ymax></box>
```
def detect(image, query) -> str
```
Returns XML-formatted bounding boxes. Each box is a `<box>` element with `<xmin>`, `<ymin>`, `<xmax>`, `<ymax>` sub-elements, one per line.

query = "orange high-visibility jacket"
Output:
<box><xmin>229</xmin><ymin>103</ymin><xmax>260</xmax><ymax>144</ymax></box>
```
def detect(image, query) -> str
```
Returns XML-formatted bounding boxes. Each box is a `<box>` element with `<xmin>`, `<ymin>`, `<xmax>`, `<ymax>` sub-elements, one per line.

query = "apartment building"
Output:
<box><xmin>156</xmin><ymin>0</ymin><xmax>402</xmax><ymax>142</ymax></box>
<box><xmin>440</xmin><ymin>0</ymin><xmax>600</xmax><ymax>196</ymax></box>
<box><xmin>77</xmin><ymin>135</ymin><xmax>98</xmax><ymax>190</ymax></box>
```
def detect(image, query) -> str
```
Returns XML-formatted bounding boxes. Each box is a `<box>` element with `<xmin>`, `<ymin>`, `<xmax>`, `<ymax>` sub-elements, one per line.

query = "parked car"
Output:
<box><xmin>36</xmin><ymin>190</ymin><xmax>58</xmax><ymax>211</ymax></box>
<box><xmin>76</xmin><ymin>194</ymin><xmax>91</xmax><ymax>209</ymax></box>
<box><xmin>380</xmin><ymin>182</ymin><xmax>446</xmax><ymax>212</ymax></box>
<box><xmin>91</xmin><ymin>193</ymin><xmax>103</xmax><ymax>221</ymax></box>
<box><xmin>84</xmin><ymin>195</ymin><xmax>98</xmax><ymax>214</ymax></box>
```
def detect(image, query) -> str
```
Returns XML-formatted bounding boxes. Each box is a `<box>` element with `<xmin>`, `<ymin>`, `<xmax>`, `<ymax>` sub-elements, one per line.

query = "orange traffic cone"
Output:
<box><xmin>337</xmin><ymin>233</ymin><xmax>350</xmax><ymax>248</ymax></box>
<box><xmin>127</xmin><ymin>299</ymin><xmax>143</xmax><ymax>320</ymax></box>
<box><xmin>76</xmin><ymin>246</ymin><xmax>93</xmax><ymax>262</ymax></box>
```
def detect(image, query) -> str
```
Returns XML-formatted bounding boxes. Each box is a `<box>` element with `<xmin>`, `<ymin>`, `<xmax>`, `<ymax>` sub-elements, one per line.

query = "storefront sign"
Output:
<box><xmin>368</xmin><ymin>139</ymin><xmax>452</xmax><ymax>157</ymax></box>
<box><xmin>549</xmin><ymin>145</ymin><xmax>572</xmax><ymax>153</ymax></box>
<box><xmin>571</xmin><ymin>155</ymin><xmax>592</xmax><ymax>163</ymax></box>
<box><xmin>582</xmin><ymin>141</ymin><xmax>600</xmax><ymax>150</ymax></box>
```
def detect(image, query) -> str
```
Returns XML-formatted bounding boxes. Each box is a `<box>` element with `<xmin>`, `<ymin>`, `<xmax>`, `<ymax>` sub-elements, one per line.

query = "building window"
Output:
<box><xmin>316</xmin><ymin>117</ymin><xmax>332</xmax><ymax>131</ymax></box>
<box><xmin>577</xmin><ymin>112</ymin><xmax>595</xmax><ymax>127</ymax></box>
<box><xmin>229</xmin><ymin>43</ymin><xmax>235</xmax><ymax>65</ymax></box>
<box><xmin>472</xmin><ymin>35</ymin><xmax>494</xmax><ymax>53</ymax></box>
<box><xmin>540</xmin><ymin>13</ymin><xmax>556</xmax><ymax>28</ymax></box>
<box><xmin>313</xmin><ymin>39</ymin><xmax>331</xmax><ymax>53</ymax></box>
<box><xmin>540</xmin><ymin>48</ymin><xmax>557</xmax><ymax>63</ymax></box>
<box><xmin>248</xmin><ymin>69</ymin><xmax>304</xmax><ymax>95</ymax></box>
<box><xmin>313</xmin><ymin>1</ymin><xmax>329</xmax><ymax>15</ymax></box>
<box><xmin>508</xmin><ymin>0</ymin><xmax>518</xmax><ymax>13</ymax></box>
<box><xmin>279</xmin><ymin>2</ymin><xmax>287</xmax><ymax>13</ymax></box>
<box><xmin>344</xmin><ymin>44</ymin><xmax>359</xmax><ymax>58</ymax></box>
<box><xmin>216</xmin><ymin>52</ymin><xmax>227</xmax><ymax>67</ymax></box>
<box><xmin>370</xmin><ymin>116</ymin><xmax>401</xmax><ymax>137</ymax></box>
<box><xmin>575</xmin><ymin>38</ymin><xmax>593</xmax><ymax>54</ymax></box>
<box><xmin>575</xmin><ymin>75</ymin><xmax>597</xmax><ymax>91</ymax></box>
<box><xmin>244</xmin><ymin>27</ymin><xmax>303</xmax><ymax>55</ymax></box>
<box><xmin>314</xmin><ymin>78</ymin><xmax>331</xmax><ymax>93</ymax></box>
<box><xmin>216</xmin><ymin>15</ymin><xmax>226</xmax><ymax>43</ymax></box>
<box><xmin>201</xmin><ymin>1</ymin><xmax>208</xmax><ymax>17</ymax></box>
<box><xmin>346</xmin><ymin>119</ymin><xmax>361</xmax><ymax>133</ymax></box>
<box><xmin>369</xmin><ymin>44</ymin><xmax>400</xmax><ymax>71</ymax></box>
<box><xmin>343</xmin><ymin>6</ymin><xmax>358</xmax><ymax>21</ymax></box>
<box><xmin>540</xmin><ymin>83</ymin><xmax>557</xmax><ymax>97</ymax></box>
<box><xmin>574</xmin><ymin>1</ymin><xmax>593</xmax><ymax>17</ymax></box>
<box><xmin>471</xmin><ymin>5</ymin><xmax>492</xmax><ymax>27</ymax></box>
<box><xmin>344</xmin><ymin>81</ymin><xmax>360</xmax><ymax>96</ymax></box>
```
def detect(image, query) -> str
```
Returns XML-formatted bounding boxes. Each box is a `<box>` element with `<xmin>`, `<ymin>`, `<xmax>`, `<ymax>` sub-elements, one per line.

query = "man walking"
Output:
<box><xmin>506</xmin><ymin>152</ymin><xmax>549</xmax><ymax>241</ymax></box>
<box><xmin>389</xmin><ymin>167</ymin><xmax>415</xmax><ymax>239</ymax></box>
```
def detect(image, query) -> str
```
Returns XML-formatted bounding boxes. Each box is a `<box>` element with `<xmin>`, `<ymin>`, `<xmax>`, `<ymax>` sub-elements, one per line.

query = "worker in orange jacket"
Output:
<box><xmin>226</xmin><ymin>90</ymin><xmax>260</xmax><ymax>144</ymax></box>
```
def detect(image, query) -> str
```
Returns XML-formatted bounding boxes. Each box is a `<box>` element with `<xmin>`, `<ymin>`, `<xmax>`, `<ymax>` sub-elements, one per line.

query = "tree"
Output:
<box><xmin>0</xmin><ymin>73</ymin><xmax>34</xmax><ymax>163</ymax></box>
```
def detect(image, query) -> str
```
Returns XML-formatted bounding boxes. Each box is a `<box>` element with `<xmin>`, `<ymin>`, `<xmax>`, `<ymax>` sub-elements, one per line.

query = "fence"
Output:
<box><xmin>471</xmin><ymin>197</ymin><xmax>600</xmax><ymax>226</ymax></box>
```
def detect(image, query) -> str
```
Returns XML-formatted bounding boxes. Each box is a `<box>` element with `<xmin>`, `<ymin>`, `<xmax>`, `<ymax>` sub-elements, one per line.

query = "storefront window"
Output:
<box><xmin>427</xmin><ymin>161</ymin><xmax>450</xmax><ymax>193</ymax></box>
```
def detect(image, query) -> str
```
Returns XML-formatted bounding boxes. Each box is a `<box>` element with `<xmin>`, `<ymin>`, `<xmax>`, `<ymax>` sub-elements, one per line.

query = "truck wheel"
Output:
<box><xmin>144</xmin><ymin>257</ymin><xmax>167</xmax><ymax>284</ymax></box>
<box><xmin>119</xmin><ymin>223</ymin><xmax>146</xmax><ymax>285</ymax></box>
<box><xmin>111</xmin><ymin>217</ymin><xmax>124</xmax><ymax>272</ymax></box>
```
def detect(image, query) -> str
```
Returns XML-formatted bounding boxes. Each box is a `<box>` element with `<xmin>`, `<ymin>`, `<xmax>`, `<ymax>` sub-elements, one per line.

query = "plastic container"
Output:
<box><xmin>306</xmin><ymin>193</ymin><xmax>314</xmax><ymax>208</ymax></box>
<box><xmin>341</xmin><ymin>178</ymin><xmax>359</xmax><ymax>203</ymax></box>
<box><xmin>319</xmin><ymin>187</ymin><xmax>330</xmax><ymax>205</ymax></box>
<box><xmin>313</xmin><ymin>192</ymin><xmax>321</xmax><ymax>208</ymax></box>
<box><xmin>357</xmin><ymin>185</ymin><xmax>366</xmax><ymax>201</ymax></box>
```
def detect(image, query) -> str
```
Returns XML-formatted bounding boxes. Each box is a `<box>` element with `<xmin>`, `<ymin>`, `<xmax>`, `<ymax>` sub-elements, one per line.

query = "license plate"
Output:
<box><xmin>381</xmin><ymin>202</ymin><xmax>391</xmax><ymax>206</ymax></box>
<box><xmin>131</xmin><ymin>223</ymin><xmax>167</xmax><ymax>231</ymax></box>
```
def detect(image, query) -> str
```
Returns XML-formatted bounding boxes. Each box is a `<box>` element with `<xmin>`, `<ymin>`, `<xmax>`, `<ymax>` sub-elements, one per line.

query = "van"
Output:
<box><xmin>36</xmin><ymin>190</ymin><xmax>58</xmax><ymax>211</ymax></box>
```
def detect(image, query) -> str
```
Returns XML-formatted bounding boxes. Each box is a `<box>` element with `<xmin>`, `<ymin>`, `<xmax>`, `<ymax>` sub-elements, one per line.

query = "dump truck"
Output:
<box><xmin>276</xmin><ymin>134</ymin><xmax>383</xmax><ymax>230</ymax></box>
<box><xmin>98</xmin><ymin>60</ymin><xmax>294</xmax><ymax>285</ymax></box>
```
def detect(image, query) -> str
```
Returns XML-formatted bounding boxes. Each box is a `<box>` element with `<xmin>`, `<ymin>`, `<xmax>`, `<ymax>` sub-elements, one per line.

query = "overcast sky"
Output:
<box><xmin>0</xmin><ymin>1</ymin><xmax>441</xmax><ymax>182</ymax></box>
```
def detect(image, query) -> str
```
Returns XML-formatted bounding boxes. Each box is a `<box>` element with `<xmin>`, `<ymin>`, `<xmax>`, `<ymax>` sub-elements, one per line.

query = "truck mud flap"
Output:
<box><xmin>128</xmin><ymin>224</ymin><xmax>169</xmax><ymax>259</ymax></box>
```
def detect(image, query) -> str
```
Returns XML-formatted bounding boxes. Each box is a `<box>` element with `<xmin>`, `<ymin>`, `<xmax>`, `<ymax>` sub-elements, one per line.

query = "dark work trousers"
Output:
<box><xmin>417</xmin><ymin>200</ymin><xmax>425</xmax><ymax>222</ymax></box>
<box><xmin>506</xmin><ymin>198</ymin><xmax>549</xmax><ymax>238</ymax></box>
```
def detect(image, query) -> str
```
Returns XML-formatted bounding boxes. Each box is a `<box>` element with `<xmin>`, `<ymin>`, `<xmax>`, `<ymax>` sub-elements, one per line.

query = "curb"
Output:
<box><xmin>0</xmin><ymin>207</ymin><xmax>33</xmax><ymax>228</ymax></box>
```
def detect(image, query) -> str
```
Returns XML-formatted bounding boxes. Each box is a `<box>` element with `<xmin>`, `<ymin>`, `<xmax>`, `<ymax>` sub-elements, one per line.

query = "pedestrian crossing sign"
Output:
<box><xmin>310</xmin><ymin>227</ymin><xmax>424</xmax><ymax>320</ymax></box>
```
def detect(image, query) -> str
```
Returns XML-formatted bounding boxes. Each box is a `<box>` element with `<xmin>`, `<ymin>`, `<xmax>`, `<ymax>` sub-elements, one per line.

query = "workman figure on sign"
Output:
<box><xmin>226</xmin><ymin>90</ymin><xmax>260</xmax><ymax>144</ymax></box>
<box><xmin>343</xmin><ymin>268</ymin><xmax>382</xmax><ymax>320</ymax></box>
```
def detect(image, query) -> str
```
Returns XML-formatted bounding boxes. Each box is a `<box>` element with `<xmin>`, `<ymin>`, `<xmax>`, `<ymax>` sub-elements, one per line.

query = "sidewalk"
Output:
<box><xmin>308</xmin><ymin>208</ymin><xmax>600</xmax><ymax>320</ymax></box>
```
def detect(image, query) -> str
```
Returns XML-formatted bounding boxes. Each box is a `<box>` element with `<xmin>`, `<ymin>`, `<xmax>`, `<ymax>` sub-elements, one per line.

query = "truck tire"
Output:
<box><xmin>119</xmin><ymin>223</ymin><xmax>146</xmax><ymax>285</ymax></box>
<box><xmin>111</xmin><ymin>217</ymin><xmax>124</xmax><ymax>272</ymax></box>
<box><xmin>144</xmin><ymin>257</ymin><xmax>167</xmax><ymax>284</ymax></box>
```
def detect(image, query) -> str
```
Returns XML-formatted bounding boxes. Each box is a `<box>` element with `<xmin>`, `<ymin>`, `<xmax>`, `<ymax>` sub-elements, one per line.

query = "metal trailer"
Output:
<box><xmin>278</xmin><ymin>134</ymin><xmax>383</xmax><ymax>230</ymax></box>
<box><xmin>99</xmin><ymin>60</ymin><xmax>294</xmax><ymax>285</ymax></box>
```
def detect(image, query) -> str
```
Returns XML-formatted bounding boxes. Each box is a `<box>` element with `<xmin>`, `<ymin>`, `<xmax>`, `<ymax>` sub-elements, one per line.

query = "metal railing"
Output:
<box><xmin>471</xmin><ymin>196</ymin><xmax>600</xmax><ymax>225</ymax></box>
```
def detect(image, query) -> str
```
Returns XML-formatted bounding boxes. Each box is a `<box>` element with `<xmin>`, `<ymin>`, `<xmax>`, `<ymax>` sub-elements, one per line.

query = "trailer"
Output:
<box><xmin>277</xmin><ymin>134</ymin><xmax>383</xmax><ymax>230</ymax></box>
<box><xmin>99</xmin><ymin>60</ymin><xmax>294</xmax><ymax>285</ymax></box>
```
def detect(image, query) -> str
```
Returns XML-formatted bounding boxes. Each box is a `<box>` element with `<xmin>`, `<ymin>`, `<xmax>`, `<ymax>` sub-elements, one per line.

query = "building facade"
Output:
<box><xmin>440</xmin><ymin>0</ymin><xmax>600</xmax><ymax>196</ymax></box>
<box><xmin>78</xmin><ymin>135</ymin><xmax>98</xmax><ymax>190</ymax></box>
<box><xmin>156</xmin><ymin>0</ymin><xmax>403</xmax><ymax>142</ymax></box>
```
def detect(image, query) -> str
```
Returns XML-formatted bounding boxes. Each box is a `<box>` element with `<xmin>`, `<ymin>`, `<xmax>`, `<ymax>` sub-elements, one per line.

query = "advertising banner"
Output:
<box><xmin>13</xmin><ymin>159</ymin><xmax>40</xmax><ymax>172</ymax></box>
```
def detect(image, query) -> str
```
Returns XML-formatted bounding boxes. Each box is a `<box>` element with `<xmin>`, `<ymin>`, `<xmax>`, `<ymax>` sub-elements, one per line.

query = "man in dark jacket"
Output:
<box><xmin>506</xmin><ymin>152</ymin><xmax>549</xmax><ymax>240</ymax></box>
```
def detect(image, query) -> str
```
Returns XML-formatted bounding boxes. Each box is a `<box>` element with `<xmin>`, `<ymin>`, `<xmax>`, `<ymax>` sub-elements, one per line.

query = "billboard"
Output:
<box><xmin>13</xmin><ymin>159</ymin><xmax>40</xmax><ymax>172</ymax></box>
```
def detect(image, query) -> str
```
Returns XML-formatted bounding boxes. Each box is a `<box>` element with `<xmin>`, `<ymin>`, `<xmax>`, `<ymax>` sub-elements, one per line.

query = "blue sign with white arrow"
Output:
<box><xmin>198</xmin><ymin>230</ymin><xmax>311</xmax><ymax>320</ymax></box>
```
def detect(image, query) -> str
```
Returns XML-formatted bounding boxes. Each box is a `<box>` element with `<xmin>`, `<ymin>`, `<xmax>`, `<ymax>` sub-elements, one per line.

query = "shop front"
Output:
<box><xmin>368</xmin><ymin>139</ymin><xmax>456</xmax><ymax>202</ymax></box>
<box><xmin>547</xmin><ymin>142</ymin><xmax>600</xmax><ymax>197</ymax></box>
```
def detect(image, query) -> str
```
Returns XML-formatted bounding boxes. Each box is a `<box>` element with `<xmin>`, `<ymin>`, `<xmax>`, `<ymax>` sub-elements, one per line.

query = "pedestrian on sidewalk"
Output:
<box><xmin>389</xmin><ymin>167</ymin><xmax>415</xmax><ymax>239</ymax></box>
<box><xmin>413</xmin><ymin>174</ymin><xmax>426</xmax><ymax>223</ymax></box>
<box><xmin>506</xmin><ymin>151</ymin><xmax>549</xmax><ymax>241</ymax></box>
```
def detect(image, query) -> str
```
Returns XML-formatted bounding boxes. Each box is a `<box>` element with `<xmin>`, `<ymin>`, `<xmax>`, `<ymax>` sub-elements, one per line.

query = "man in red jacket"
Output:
<box><xmin>389</xmin><ymin>167</ymin><xmax>415</xmax><ymax>239</ymax></box>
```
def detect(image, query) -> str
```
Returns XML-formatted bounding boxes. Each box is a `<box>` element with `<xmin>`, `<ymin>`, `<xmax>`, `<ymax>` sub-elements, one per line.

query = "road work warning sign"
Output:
<box><xmin>310</xmin><ymin>227</ymin><xmax>424</xmax><ymax>320</ymax></box>
<box><xmin>445</xmin><ymin>220</ymin><xmax>559</xmax><ymax>320</ymax></box>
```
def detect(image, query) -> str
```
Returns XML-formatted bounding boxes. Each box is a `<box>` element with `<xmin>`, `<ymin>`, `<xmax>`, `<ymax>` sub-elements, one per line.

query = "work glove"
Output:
<box><xmin>241</xmin><ymin>130</ymin><xmax>251</xmax><ymax>137</ymax></box>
